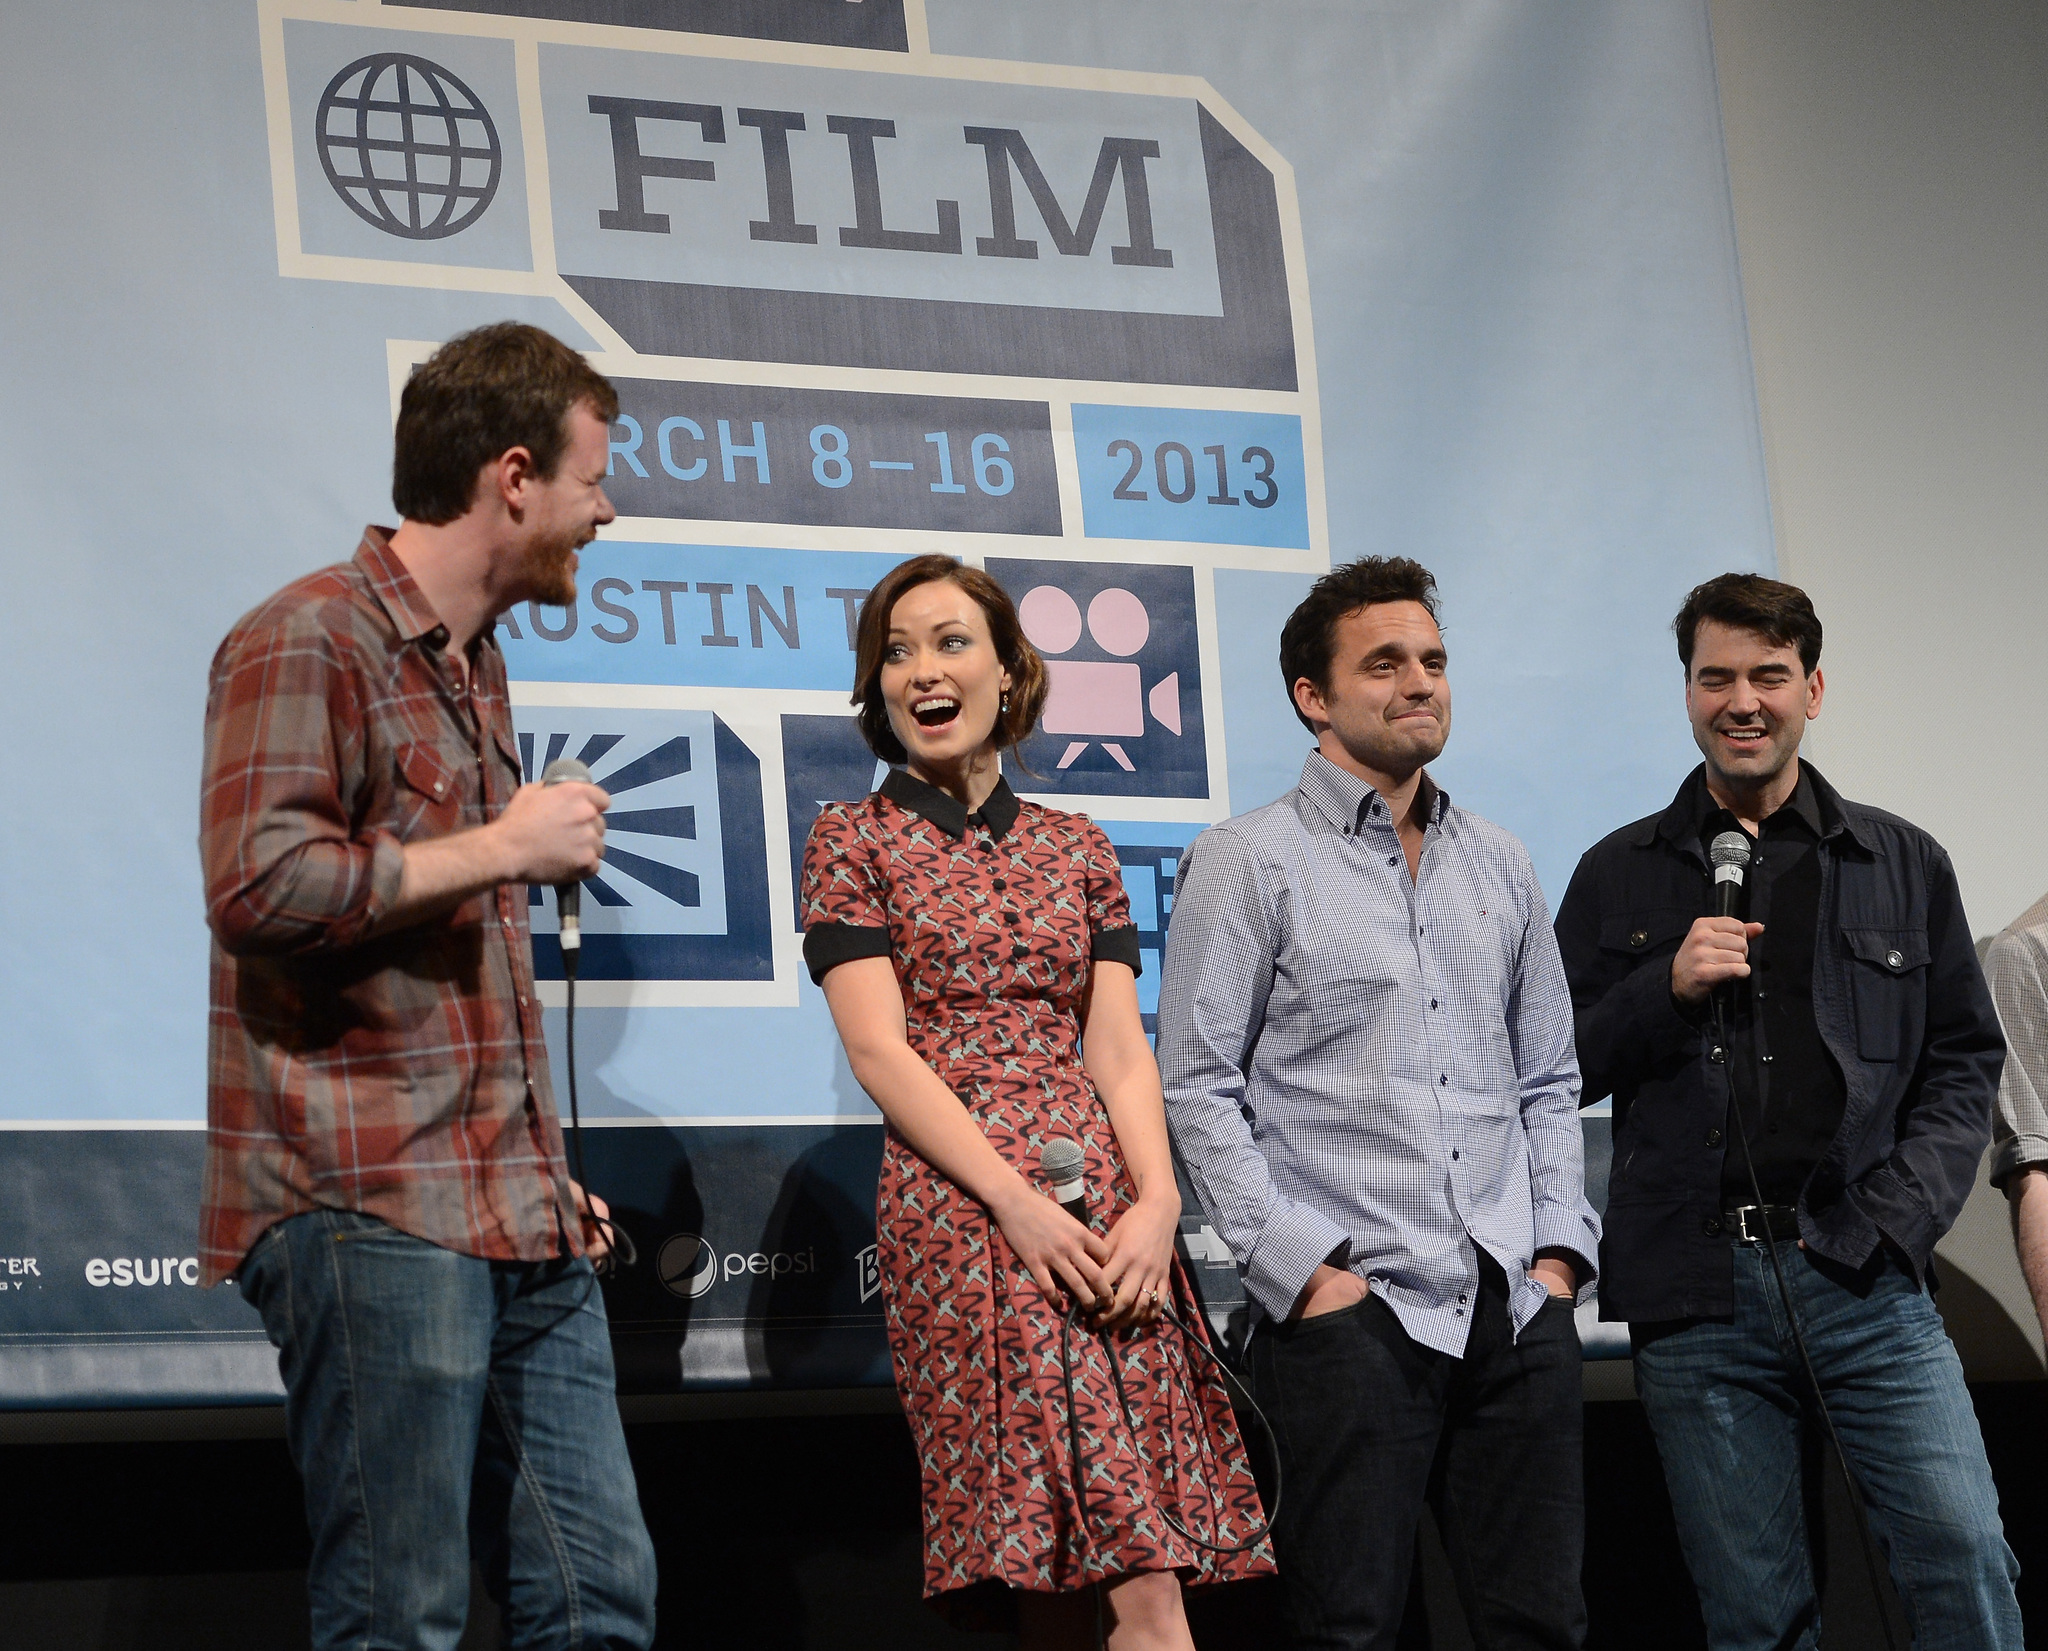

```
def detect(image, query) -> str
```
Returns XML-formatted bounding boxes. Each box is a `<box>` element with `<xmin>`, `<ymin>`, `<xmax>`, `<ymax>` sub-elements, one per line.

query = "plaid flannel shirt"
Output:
<box><xmin>197</xmin><ymin>527</ymin><xmax>578</xmax><ymax>1284</ymax></box>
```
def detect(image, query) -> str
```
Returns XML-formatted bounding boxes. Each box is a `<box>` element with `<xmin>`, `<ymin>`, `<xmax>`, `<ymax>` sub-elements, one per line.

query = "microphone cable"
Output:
<box><xmin>1040</xmin><ymin>1147</ymin><xmax>1280</xmax><ymax>1647</ymax></box>
<box><xmin>468</xmin><ymin>865</ymin><xmax>639</xmax><ymax>1364</ymax></box>
<box><xmin>1707</xmin><ymin>860</ymin><xmax>1900</xmax><ymax>1650</ymax></box>
<box><xmin>539</xmin><ymin>756</ymin><xmax>635</xmax><ymax>1275</ymax></box>
<box><xmin>561</xmin><ymin>953</ymin><xmax>636</xmax><ymax>1275</ymax></box>
<box><xmin>1057</xmin><ymin>1293</ymin><xmax>1281</xmax><ymax>1651</ymax></box>
<box><xmin>1056</xmin><ymin>1291</ymin><xmax>1281</xmax><ymax>1554</ymax></box>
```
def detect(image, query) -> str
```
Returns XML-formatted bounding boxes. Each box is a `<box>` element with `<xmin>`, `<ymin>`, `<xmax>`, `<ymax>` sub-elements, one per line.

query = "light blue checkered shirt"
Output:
<box><xmin>1158</xmin><ymin>752</ymin><xmax>1600</xmax><ymax>1356</ymax></box>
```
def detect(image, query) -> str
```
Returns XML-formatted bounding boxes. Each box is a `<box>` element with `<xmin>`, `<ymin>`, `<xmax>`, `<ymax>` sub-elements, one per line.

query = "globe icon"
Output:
<box><xmin>315</xmin><ymin>53</ymin><xmax>501</xmax><ymax>240</ymax></box>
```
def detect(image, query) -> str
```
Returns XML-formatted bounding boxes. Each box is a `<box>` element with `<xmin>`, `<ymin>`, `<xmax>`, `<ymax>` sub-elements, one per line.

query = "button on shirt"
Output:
<box><xmin>1157</xmin><ymin>753</ymin><xmax>1600</xmax><ymax>1355</ymax></box>
<box><xmin>197</xmin><ymin>528</ymin><xmax>578</xmax><ymax>1284</ymax></box>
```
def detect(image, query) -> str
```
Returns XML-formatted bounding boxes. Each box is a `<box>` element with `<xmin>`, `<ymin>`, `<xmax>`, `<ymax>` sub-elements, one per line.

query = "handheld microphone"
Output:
<box><xmin>1039</xmin><ymin>1138</ymin><xmax>1089</xmax><ymax>1225</ymax></box>
<box><xmin>1710</xmin><ymin>829</ymin><xmax>1751</xmax><ymax>920</ymax></box>
<box><xmin>1708</xmin><ymin>829</ymin><xmax>1752</xmax><ymax>1035</ymax></box>
<box><xmin>540</xmin><ymin>757</ymin><xmax>593</xmax><ymax>979</ymax></box>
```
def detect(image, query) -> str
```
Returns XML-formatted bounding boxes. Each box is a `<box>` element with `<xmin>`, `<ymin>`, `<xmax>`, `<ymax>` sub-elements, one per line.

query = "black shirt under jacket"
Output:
<box><xmin>1555</xmin><ymin>762</ymin><xmax>2003</xmax><ymax>1323</ymax></box>
<box><xmin>1694</xmin><ymin>774</ymin><xmax>1848</xmax><ymax>1207</ymax></box>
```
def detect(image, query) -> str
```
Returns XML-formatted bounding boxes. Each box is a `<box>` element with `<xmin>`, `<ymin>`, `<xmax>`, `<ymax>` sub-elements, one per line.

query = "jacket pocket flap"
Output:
<box><xmin>395</xmin><ymin>740</ymin><xmax>457</xmax><ymax>801</ymax></box>
<box><xmin>1597</xmin><ymin>909</ymin><xmax>1694</xmax><ymax>955</ymax></box>
<box><xmin>1843</xmin><ymin>926</ymin><xmax>1930</xmax><ymax>972</ymax></box>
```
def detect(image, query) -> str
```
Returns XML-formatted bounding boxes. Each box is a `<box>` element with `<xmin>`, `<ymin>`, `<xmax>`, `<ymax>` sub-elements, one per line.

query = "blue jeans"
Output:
<box><xmin>239</xmin><ymin>1210</ymin><xmax>657</xmax><ymax>1651</ymax></box>
<box><xmin>1632</xmin><ymin>1240</ymin><xmax>2020</xmax><ymax>1651</ymax></box>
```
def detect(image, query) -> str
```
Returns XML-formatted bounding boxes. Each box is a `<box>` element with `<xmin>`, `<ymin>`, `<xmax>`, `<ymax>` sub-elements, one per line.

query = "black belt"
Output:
<box><xmin>1723</xmin><ymin>1203</ymin><xmax>1801</xmax><ymax>1243</ymax></box>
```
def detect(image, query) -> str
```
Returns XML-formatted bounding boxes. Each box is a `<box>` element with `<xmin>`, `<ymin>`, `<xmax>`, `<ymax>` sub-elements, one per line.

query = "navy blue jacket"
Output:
<box><xmin>1555</xmin><ymin>764</ymin><xmax>2003</xmax><ymax>1322</ymax></box>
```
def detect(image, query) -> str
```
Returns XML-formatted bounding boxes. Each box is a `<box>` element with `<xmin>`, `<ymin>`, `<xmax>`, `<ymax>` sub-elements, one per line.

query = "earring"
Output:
<box><xmin>1001</xmin><ymin>691</ymin><xmax>1011</xmax><ymax>713</ymax></box>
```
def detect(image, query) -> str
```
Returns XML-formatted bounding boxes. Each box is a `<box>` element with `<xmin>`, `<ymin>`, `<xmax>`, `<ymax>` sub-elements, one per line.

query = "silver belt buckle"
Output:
<box><xmin>1731</xmin><ymin>1204</ymin><xmax>1765</xmax><ymax>1243</ymax></box>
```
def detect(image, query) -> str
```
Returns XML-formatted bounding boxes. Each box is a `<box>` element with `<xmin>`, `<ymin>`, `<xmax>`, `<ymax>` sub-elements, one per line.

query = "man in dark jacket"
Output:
<box><xmin>1555</xmin><ymin>573</ymin><xmax>2019</xmax><ymax>1650</ymax></box>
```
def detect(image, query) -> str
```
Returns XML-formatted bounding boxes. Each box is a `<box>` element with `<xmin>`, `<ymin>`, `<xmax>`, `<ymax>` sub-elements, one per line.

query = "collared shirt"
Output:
<box><xmin>197</xmin><ymin>527</ymin><xmax>578</xmax><ymax>1284</ymax></box>
<box><xmin>1690</xmin><ymin>770</ymin><xmax>1849</xmax><ymax>1205</ymax></box>
<box><xmin>1989</xmin><ymin>890</ymin><xmax>2048</xmax><ymax>1186</ymax></box>
<box><xmin>1157</xmin><ymin>751</ymin><xmax>1599</xmax><ymax>1356</ymax></box>
<box><xmin>801</xmin><ymin>769</ymin><xmax>1142</xmax><ymax>982</ymax></box>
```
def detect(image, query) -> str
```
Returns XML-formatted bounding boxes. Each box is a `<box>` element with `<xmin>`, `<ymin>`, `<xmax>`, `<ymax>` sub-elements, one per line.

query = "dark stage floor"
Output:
<box><xmin>0</xmin><ymin>1386</ymin><xmax>2041</xmax><ymax>1648</ymax></box>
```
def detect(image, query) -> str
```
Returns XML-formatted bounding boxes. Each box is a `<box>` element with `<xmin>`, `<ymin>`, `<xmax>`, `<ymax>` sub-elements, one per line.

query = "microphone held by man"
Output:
<box><xmin>539</xmin><ymin>755</ymin><xmax>605</xmax><ymax>975</ymax></box>
<box><xmin>1670</xmin><ymin>829</ymin><xmax>1767</xmax><ymax>1016</ymax></box>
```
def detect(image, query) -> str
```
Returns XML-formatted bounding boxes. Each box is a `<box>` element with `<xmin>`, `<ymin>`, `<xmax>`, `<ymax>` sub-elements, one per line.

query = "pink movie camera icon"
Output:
<box><xmin>1018</xmin><ymin>584</ymin><xmax>1184</xmax><ymax>773</ymax></box>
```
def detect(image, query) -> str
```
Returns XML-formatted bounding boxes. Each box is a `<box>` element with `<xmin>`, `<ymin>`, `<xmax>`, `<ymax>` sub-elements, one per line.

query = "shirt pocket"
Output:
<box><xmin>392</xmin><ymin>740</ymin><xmax>462</xmax><ymax>838</ymax></box>
<box><xmin>1842</xmin><ymin>925</ymin><xmax>1930</xmax><ymax>1061</ymax></box>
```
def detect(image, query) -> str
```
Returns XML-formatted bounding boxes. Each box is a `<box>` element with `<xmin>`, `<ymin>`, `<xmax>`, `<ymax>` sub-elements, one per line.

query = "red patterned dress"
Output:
<box><xmin>801</xmin><ymin>769</ymin><xmax>1273</xmax><ymax>1613</ymax></box>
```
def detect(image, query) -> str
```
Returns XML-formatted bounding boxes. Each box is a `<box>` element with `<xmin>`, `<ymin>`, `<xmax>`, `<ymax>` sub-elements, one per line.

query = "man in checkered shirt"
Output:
<box><xmin>1159</xmin><ymin>557</ymin><xmax>1599</xmax><ymax>1650</ymax></box>
<box><xmin>1994</xmin><ymin>889</ymin><xmax>2048</xmax><ymax>1338</ymax></box>
<box><xmin>198</xmin><ymin>324</ymin><xmax>655</xmax><ymax>1650</ymax></box>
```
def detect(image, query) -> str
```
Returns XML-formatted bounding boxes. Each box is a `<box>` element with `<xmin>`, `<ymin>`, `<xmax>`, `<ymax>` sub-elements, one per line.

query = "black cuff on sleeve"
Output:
<box><xmin>802</xmin><ymin>923</ymin><xmax>893</xmax><ymax>985</ymax></box>
<box><xmin>1090</xmin><ymin>925</ymin><xmax>1143</xmax><ymax>975</ymax></box>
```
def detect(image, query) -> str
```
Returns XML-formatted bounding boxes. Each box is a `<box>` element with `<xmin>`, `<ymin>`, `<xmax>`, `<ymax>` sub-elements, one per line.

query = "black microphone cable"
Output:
<box><xmin>1707</xmin><ymin>831</ymin><xmax>1900</xmax><ymax>1650</ymax></box>
<box><xmin>560</xmin><ymin>949</ymin><xmax>636</xmax><ymax>1275</ymax></box>
<box><xmin>1038</xmin><ymin>1139</ymin><xmax>1279</xmax><ymax>1648</ymax></box>
<box><xmin>1056</xmin><ymin>1292</ymin><xmax>1280</xmax><ymax>1556</ymax></box>
<box><xmin>540</xmin><ymin>757</ymin><xmax>635</xmax><ymax>1275</ymax></box>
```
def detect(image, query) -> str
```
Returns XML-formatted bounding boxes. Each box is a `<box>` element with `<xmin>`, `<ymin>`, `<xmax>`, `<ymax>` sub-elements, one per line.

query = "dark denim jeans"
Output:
<box><xmin>1247</xmin><ymin>1256</ymin><xmax>1586</xmax><ymax>1651</ymax></box>
<box><xmin>1632</xmin><ymin>1240</ymin><xmax>2021</xmax><ymax>1651</ymax></box>
<box><xmin>239</xmin><ymin>1209</ymin><xmax>658</xmax><ymax>1651</ymax></box>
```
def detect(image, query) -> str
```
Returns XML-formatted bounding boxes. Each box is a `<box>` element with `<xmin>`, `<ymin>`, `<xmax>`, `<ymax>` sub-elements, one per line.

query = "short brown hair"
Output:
<box><xmin>1673</xmin><ymin>573</ymin><xmax>1823</xmax><ymax>675</ymax></box>
<box><xmin>849</xmin><ymin>555</ymin><xmax>1049</xmax><ymax>764</ymax></box>
<box><xmin>392</xmin><ymin>322</ymin><xmax>620</xmax><ymax>525</ymax></box>
<box><xmin>1278</xmin><ymin>556</ymin><xmax>1441</xmax><ymax>731</ymax></box>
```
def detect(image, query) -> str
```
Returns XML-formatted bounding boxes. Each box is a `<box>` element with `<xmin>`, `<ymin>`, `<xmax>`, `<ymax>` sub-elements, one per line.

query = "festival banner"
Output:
<box><xmin>0</xmin><ymin>0</ymin><xmax>1765</xmax><ymax>1403</ymax></box>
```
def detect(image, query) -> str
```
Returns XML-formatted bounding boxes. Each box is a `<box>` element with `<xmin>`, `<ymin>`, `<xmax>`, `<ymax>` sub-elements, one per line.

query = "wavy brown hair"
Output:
<box><xmin>1673</xmin><ymin>572</ymin><xmax>1823</xmax><ymax>675</ymax></box>
<box><xmin>850</xmin><ymin>555</ymin><xmax>1049</xmax><ymax>764</ymax></box>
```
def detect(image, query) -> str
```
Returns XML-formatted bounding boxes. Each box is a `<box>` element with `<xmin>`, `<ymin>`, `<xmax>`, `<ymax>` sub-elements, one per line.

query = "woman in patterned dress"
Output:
<box><xmin>800</xmin><ymin>555</ymin><xmax>1272</xmax><ymax>1645</ymax></box>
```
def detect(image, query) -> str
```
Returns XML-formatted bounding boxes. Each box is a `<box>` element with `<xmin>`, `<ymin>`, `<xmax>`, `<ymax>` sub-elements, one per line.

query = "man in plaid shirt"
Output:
<box><xmin>199</xmin><ymin>323</ymin><xmax>656</xmax><ymax>1650</ymax></box>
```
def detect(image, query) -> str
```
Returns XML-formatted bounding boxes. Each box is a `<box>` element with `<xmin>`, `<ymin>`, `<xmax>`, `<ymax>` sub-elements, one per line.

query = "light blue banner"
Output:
<box><xmin>0</xmin><ymin>0</ymin><xmax>1763</xmax><ymax>1400</ymax></box>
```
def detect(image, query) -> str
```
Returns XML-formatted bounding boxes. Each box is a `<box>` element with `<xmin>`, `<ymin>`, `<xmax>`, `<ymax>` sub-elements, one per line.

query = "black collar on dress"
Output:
<box><xmin>880</xmin><ymin>768</ymin><xmax>1021</xmax><ymax>840</ymax></box>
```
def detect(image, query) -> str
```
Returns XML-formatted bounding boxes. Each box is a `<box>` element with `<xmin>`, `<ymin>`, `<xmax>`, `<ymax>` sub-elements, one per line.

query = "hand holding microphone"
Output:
<box><xmin>1035</xmin><ymin>1146</ymin><xmax>1282</xmax><ymax>1554</ymax></box>
<box><xmin>492</xmin><ymin>764</ymin><xmax>608</xmax><ymax>882</ymax></box>
<box><xmin>1672</xmin><ymin>833</ymin><xmax>1764</xmax><ymax>1007</ymax></box>
<box><xmin>490</xmin><ymin>762</ymin><xmax>608</xmax><ymax>956</ymax></box>
<box><xmin>991</xmin><ymin>1141</ymin><xmax>1110</xmax><ymax>1313</ymax></box>
<box><xmin>537</xmin><ymin>758</ymin><xmax>603</xmax><ymax>974</ymax></box>
<box><xmin>1671</xmin><ymin>920</ymin><xmax>1765</xmax><ymax>1005</ymax></box>
<box><xmin>1036</xmin><ymin>1139</ymin><xmax>1176</xmax><ymax>1329</ymax></box>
